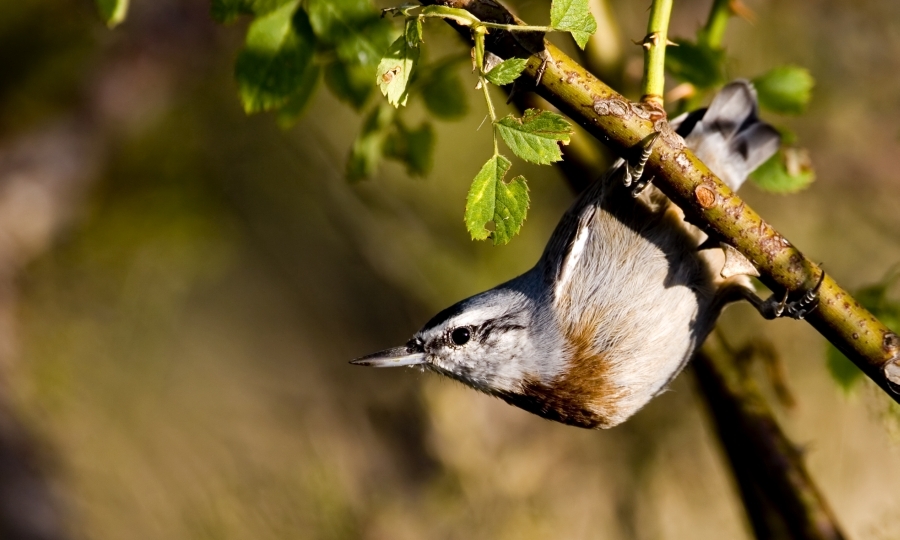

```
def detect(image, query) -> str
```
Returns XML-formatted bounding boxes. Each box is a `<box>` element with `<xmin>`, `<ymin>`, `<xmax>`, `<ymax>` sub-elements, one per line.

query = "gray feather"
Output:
<box><xmin>675</xmin><ymin>80</ymin><xmax>780</xmax><ymax>191</ymax></box>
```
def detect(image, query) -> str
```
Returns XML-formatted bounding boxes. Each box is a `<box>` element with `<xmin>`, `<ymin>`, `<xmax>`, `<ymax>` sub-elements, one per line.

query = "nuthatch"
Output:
<box><xmin>352</xmin><ymin>81</ymin><xmax>821</xmax><ymax>429</ymax></box>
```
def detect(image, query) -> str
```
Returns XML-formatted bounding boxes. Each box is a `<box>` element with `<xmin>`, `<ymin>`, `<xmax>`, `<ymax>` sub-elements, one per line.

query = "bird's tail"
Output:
<box><xmin>671</xmin><ymin>81</ymin><xmax>781</xmax><ymax>191</ymax></box>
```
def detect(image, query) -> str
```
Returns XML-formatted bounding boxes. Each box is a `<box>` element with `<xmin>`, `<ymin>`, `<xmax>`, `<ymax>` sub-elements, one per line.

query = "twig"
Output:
<box><xmin>640</xmin><ymin>0</ymin><xmax>674</xmax><ymax>107</ymax></box>
<box><xmin>418</xmin><ymin>0</ymin><xmax>900</xmax><ymax>405</ymax></box>
<box><xmin>428</xmin><ymin>1</ymin><xmax>851</xmax><ymax>536</ymax></box>
<box><xmin>698</xmin><ymin>0</ymin><xmax>733</xmax><ymax>48</ymax></box>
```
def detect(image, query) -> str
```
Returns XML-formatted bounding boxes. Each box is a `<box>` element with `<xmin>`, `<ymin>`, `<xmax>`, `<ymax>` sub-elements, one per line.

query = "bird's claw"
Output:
<box><xmin>761</xmin><ymin>268</ymin><xmax>825</xmax><ymax>320</ymax></box>
<box><xmin>623</xmin><ymin>131</ymin><xmax>660</xmax><ymax>197</ymax></box>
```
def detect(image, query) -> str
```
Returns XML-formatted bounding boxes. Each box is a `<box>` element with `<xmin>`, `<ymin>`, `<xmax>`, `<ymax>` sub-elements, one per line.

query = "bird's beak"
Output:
<box><xmin>350</xmin><ymin>345</ymin><xmax>426</xmax><ymax>368</ymax></box>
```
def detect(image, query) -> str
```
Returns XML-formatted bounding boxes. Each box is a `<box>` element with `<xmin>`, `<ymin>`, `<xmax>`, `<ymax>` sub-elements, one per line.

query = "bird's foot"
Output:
<box><xmin>758</xmin><ymin>269</ymin><xmax>826</xmax><ymax>320</ymax></box>
<box><xmin>623</xmin><ymin>131</ymin><xmax>659</xmax><ymax>197</ymax></box>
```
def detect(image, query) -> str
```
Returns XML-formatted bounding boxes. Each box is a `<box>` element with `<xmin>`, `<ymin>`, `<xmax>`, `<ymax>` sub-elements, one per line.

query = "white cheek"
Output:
<box><xmin>472</xmin><ymin>340</ymin><xmax>534</xmax><ymax>393</ymax></box>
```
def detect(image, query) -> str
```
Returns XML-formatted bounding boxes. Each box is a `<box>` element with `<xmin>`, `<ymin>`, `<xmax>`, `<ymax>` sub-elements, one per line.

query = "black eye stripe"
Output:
<box><xmin>479</xmin><ymin>319</ymin><xmax>525</xmax><ymax>340</ymax></box>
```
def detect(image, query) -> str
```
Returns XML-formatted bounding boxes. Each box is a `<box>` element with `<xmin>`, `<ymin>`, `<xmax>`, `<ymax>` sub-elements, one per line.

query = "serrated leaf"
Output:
<box><xmin>95</xmin><ymin>0</ymin><xmax>129</xmax><ymax>27</ymax></box>
<box><xmin>492</xmin><ymin>175</ymin><xmax>529</xmax><ymax>244</ymax></box>
<box><xmin>420</xmin><ymin>59</ymin><xmax>468</xmax><ymax>120</ymax></box>
<box><xmin>377</xmin><ymin>35</ymin><xmax>419</xmax><ymax>107</ymax></box>
<box><xmin>211</xmin><ymin>0</ymin><xmax>292</xmax><ymax>22</ymax></box>
<box><xmin>750</xmin><ymin>149</ymin><xmax>815</xmax><ymax>194</ymax></box>
<box><xmin>405</xmin><ymin>16</ymin><xmax>424</xmax><ymax>47</ymax></box>
<box><xmin>465</xmin><ymin>155</ymin><xmax>529</xmax><ymax>245</ymax></box>
<box><xmin>495</xmin><ymin>109</ymin><xmax>572</xmax><ymax>165</ymax></box>
<box><xmin>276</xmin><ymin>63</ymin><xmax>321</xmax><ymax>128</ymax></box>
<box><xmin>466</xmin><ymin>156</ymin><xmax>508</xmax><ymax>241</ymax></box>
<box><xmin>665</xmin><ymin>38</ymin><xmax>725</xmax><ymax>89</ymax></box>
<box><xmin>385</xmin><ymin>121</ymin><xmax>434</xmax><ymax>177</ymax></box>
<box><xmin>550</xmin><ymin>0</ymin><xmax>597</xmax><ymax>49</ymax></box>
<box><xmin>235</xmin><ymin>1</ymin><xmax>316</xmax><ymax>114</ymax></box>
<box><xmin>347</xmin><ymin>105</ymin><xmax>395</xmax><ymax>181</ymax></box>
<box><xmin>484</xmin><ymin>58</ymin><xmax>527</xmax><ymax>86</ymax></box>
<box><xmin>753</xmin><ymin>65</ymin><xmax>814</xmax><ymax>115</ymax></box>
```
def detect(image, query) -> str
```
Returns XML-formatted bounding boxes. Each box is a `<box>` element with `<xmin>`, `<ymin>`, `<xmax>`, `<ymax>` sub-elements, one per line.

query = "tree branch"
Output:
<box><xmin>692</xmin><ymin>340</ymin><xmax>847</xmax><ymax>540</ymax></box>
<box><xmin>421</xmin><ymin>0</ymin><xmax>900</xmax><ymax>404</ymax></box>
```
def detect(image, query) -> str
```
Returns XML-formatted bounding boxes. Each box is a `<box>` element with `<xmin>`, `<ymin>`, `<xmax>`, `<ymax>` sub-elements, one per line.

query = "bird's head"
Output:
<box><xmin>352</xmin><ymin>282</ymin><xmax>560</xmax><ymax>397</ymax></box>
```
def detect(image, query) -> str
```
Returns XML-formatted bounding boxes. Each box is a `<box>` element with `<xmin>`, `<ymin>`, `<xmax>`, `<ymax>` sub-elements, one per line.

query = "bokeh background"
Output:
<box><xmin>2</xmin><ymin>0</ymin><xmax>900</xmax><ymax>538</ymax></box>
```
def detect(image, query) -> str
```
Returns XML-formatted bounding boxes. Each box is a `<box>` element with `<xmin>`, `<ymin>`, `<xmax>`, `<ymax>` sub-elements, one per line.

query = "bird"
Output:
<box><xmin>352</xmin><ymin>81</ymin><xmax>818</xmax><ymax>429</ymax></box>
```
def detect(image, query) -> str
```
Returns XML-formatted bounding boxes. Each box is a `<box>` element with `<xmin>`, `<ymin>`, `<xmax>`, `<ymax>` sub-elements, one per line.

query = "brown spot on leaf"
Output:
<box><xmin>382</xmin><ymin>66</ymin><xmax>401</xmax><ymax>84</ymax></box>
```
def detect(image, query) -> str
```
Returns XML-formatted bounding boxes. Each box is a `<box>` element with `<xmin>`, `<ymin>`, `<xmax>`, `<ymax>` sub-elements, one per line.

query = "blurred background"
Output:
<box><xmin>2</xmin><ymin>0</ymin><xmax>900</xmax><ymax>538</ymax></box>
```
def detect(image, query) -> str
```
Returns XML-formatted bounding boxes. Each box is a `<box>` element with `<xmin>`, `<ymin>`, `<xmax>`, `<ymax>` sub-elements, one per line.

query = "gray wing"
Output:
<box><xmin>545</xmin><ymin>80</ymin><xmax>779</xmax><ymax>300</ymax></box>
<box><xmin>540</xmin><ymin>162</ymin><xmax>620</xmax><ymax>293</ymax></box>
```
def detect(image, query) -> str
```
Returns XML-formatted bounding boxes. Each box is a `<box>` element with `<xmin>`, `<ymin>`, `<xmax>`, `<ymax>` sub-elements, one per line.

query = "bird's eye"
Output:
<box><xmin>450</xmin><ymin>327</ymin><xmax>471</xmax><ymax>346</ymax></box>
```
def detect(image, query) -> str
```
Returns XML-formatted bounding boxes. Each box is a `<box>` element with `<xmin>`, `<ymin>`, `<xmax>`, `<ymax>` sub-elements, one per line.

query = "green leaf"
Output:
<box><xmin>753</xmin><ymin>65</ymin><xmax>814</xmax><ymax>115</ymax></box>
<box><xmin>307</xmin><ymin>0</ymin><xmax>394</xmax><ymax>110</ymax></box>
<box><xmin>665</xmin><ymin>38</ymin><xmax>725</xmax><ymax>89</ymax></box>
<box><xmin>307</xmin><ymin>0</ymin><xmax>375</xmax><ymax>41</ymax></box>
<box><xmin>385</xmin><ymin>121</ymin><xmax>435</xmax><ymax>177</ymax></box>
<box><xmin>212</xmin><ymin>0</ymin><xmax>251</xmax><ymax>22</ymax></box>
<box><xmin>774</xmin><ymin>125</ymin><xmax>798</xmax><ymax>146</ymax></box>
<box><xmin>95</xmin><ymin>0</ymin><xmax>129</xmax><ymax>27</ymax></box>
<box><xmin>550</xmin><ymin>0</ymin><xmax>597</xmax><ymax>49</ymax></box>
<box><xmin>826</xmin><ymin>345</ymin><xmax>865</xmax><ymax>394</ymax></box>
<box><xmin>405</xmin><ymin>124</ymin><xmax>434</xmax><ymax>177</ymax></box>
<box><xmin>495</xmin><ymin>109</ymin><xmax>572</xmax><ymax>165</ymax></box>
<box><xmin>465</xmin><ymin>155</ymin><xmax>530</xmax><ymax>245</ymax></box>
<box><xmin>235</xmin><ymin>1</ymin><xmax>317</xmax><ymax>114</ymax></box>
<box><xmin>420</xmin><ymin>59</ymin><xmax>468</xmax><ymax>120</ymax></box>
<box><xmin>491</xmin><ymin>174</ymin><xmax>529</xmax><ymax>245</ymax></box>
<box><xmin>376</xmin><ymin>35</ymin><xmax>420</xmax><ymax>107</ymax></box>
<box><xmin>211</xmin><ymin>0</ymin><xmax>292</xmax><ymax>22</ymax></box>
<box><xmin>347</xmin><ymin>105</ymin><xmax>395</xmax><ymax>181</ymax></box>
<box><xmin>827</xmin><ymin>274</ymin><xmax>900</xmax><ymax>393</ymax></box>
<box><xmin>331</xmin><ymin>17</ymin><xmax>394</xmax><ymax>68</ymax></box>
<box><xmin>307</xmin><ymin>0</ymin><xmax>393</xmax><ymax>66</ymax></box>
<box><xmin>406</xmin><ymin>16</ymin><xmax>424</xmax><ymax>47</ymax></box>
<box><xmin>276</xmin><ymin>64</ymin><xmax>321</xmax><ymax>128</ymax></box>
<box><xmin>324</xmin><ymin>60</ymin><xmax>373</xmax><ymax>109</ymax></box>
<box><xmin>484</xmin><ymin>58</ymin><xmax>527</xmax><ymax>86</ymax></box>
<box><xmin>750</xmin><ymin>148</ymin><xmax>815</xmax><ymax>194</ymax></box>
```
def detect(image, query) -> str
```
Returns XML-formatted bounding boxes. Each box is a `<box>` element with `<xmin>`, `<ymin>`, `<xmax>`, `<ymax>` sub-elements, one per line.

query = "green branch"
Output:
<box><xmin>481</xmin><ymin>21</ymin><xmax>555</xmax><ymax>33</ymax></box>
<box><xmin>698</xmin><ymin>0</ymin><xmax>733</xmax><ymax>48</ymax></box>
<box><xmin>640</xmin><ymin>0</ymin><xmax>674</xmax><ymax>107</ymax></box>
<box><xmin>417</xmin><ymin>0</ymin><xmax>900</xmax><ymax>405</ymax></box>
